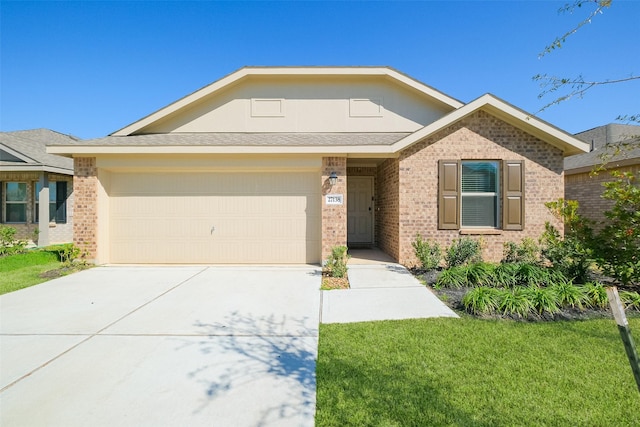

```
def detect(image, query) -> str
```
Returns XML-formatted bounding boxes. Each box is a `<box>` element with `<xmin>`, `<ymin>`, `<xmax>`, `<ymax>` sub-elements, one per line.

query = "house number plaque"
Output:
<box><xmin>325</xmin><ymin>194</ymin><xmax>344</xmax><ymax>205</ymax></box>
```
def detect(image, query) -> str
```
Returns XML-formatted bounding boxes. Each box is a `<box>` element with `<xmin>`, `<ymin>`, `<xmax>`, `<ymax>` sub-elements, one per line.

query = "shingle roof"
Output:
<box><xmin>0</xmin><ymin>129</ymin><xmax>76</xmax><ymax>172</ymax></box>
<box><xmin>48</xmin><ymin>132</ymin><xmax>411</xmax><ymax>147</ymax></box>
<box><xmin>565</xmin><ymin>124</ymin><xmax>640</xmax><ymax>172</ymax></box>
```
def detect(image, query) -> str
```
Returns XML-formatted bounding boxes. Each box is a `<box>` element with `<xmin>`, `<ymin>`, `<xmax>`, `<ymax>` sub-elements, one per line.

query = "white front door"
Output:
<box><xmin>347</xmin><ymin>176</ymin><xmax>373</xmax><ymax>244</ymax></box>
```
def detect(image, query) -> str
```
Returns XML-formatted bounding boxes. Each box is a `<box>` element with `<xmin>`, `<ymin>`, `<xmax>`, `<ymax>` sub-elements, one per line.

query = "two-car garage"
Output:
<box><xmin>105</xmin><ymin>170</ymin><xmax>321</xmax><ymax>264</ymax></box>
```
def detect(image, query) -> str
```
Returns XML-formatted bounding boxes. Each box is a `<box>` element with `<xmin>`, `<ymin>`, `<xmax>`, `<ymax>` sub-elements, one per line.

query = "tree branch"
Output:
<box><xmin>539</xmin><ymin>0</ymin><xmax>612</xmax><ymax>58</ymax></box>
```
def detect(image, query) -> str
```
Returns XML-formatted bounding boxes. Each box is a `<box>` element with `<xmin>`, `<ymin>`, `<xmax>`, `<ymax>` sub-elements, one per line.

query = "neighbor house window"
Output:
<box><xmin>34</xmin><ymin>181</ymin><xmax>67</xmax><ymax>223</ymax></box>
<box><xmin>438</xmin><ymin>160</ymin><xmax>524</xmax><ymax>231</ymax></box>
<box><xmin>461</xmin><ymin>161</ymin><xmax>499</xmax><ymax>228</ymax></box>
<box><xmin>3</xmin><ymin>182</ymin><xmax>28</xmax><ymax>223</ymax></box>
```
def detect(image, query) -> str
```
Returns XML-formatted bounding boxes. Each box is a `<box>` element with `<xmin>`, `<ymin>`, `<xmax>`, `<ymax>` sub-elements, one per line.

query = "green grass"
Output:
<box><xmin>316</xmin><ymin>317</ymin><xmax>640</xmax><ymax>426</ymax></box>
<box><xmin>0</xmin><ymin>249</ymin><xmax>62</xmax><ymax>294</ymax></box>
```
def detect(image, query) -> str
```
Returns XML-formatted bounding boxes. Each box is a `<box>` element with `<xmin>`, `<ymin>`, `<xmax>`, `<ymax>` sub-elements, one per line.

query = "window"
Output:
<box><xmin>3</xmin><ymin>182</ymin><xmax>28</xmax><ymax>223</ymax></box>
<box><xmin>34</xmin><ymin>181</ymin><xmax>67</xmax><ymax>223</ymax></box>
<box><xmin>438</xmin><ymin>160</ymin><xmax>524</xmax><ymax>231</ymax></box>
<box><xmin>461</xmin><ymin>161</ymin><xmax>499</xmax><ymax>227</ymax></box>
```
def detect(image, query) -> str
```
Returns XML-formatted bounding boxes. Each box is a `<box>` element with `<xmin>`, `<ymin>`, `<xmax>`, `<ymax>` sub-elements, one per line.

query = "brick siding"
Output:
<box><xmin>73</xmin><ymin>157</ymin><xmax>98</xmax><ymax>260</ymax></box>
<box><xmin>396</xmin><ymin>110</ymin><xmax>564</xmax><ymax>265</ymax></box>
<box><xmin>321</xmin><ymin>157</ymin><xmax>347</xmax><ymax>261</ymax></box>
<box><xmin>375</xmin><ymin>159</ymin><xmax>400</xmax><ymax>261</ymax></box>
<box><xmin>565</xmin><ymin>164</ymin><xmax>640</xmax><ymax>226</ymax></box>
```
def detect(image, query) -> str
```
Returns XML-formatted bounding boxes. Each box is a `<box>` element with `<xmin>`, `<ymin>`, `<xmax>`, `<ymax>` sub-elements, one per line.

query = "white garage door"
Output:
<box><xmin>109</xmin><ymin>171</ymin><xmax>320</xmax><ymax>263</ymax></box>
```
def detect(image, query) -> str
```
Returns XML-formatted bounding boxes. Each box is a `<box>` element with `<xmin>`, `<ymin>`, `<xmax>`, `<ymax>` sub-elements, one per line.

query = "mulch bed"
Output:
<box><xmin>411</xmin><ymin>268</ymin><xmax>640</xmax><ymax>322</ymax></box>
<box><xmin>39</xmin><ymin>265</ymin><xmax>92</xmax><ymax>279</ymax></box>
<box><xmin>322</xmin><ymin>271</ymin><xmax>350</xmax><ymax>290</ymax></box>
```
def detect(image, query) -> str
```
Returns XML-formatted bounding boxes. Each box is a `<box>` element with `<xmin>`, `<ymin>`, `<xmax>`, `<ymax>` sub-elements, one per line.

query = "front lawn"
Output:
<box><xmin>316</xmin><ymin>317</ymin><xmax>640</xmax><ymax>426</ymax></box>
<box><xmin>0</xmin><ymin>248</ymin><xmax>72</xmax><ymax>295</ymax></box>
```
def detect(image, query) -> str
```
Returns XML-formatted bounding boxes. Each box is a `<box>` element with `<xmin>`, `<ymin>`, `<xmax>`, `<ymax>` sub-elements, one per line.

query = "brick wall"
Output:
<box><xmin>73</xmin><ymin>157</ymin><xmax>98</xmax><ymax>260</ymax></box>
<box><xmin>376</xmin><ymin>158</ymin><xmax>400</xmax><ymax>261</ymax></box>
<box><xmin>321</xmin><ymin>157</ymin><xmax>347</xmax><ymax>261</ymax></box>
<box><xmin>397</xmin><ymin>110</ymin><xmax>564</xmax><ymax>265</ymax></box>
<box><xmin>0</xmin><ymin>171</ymin><xmax>73</xmax><ymax>244</ymax></box>
<box><xmin>565</xmin><ymin>164</ymin><xmax>640</xmax><ymax>226</ymax></box>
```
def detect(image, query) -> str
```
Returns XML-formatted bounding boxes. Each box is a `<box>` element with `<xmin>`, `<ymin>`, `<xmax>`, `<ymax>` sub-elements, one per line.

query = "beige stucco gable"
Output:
<box><xmin>112</xmin><ymin>67</ymin><xmax>463</xmax><ymax>136</ymax></box>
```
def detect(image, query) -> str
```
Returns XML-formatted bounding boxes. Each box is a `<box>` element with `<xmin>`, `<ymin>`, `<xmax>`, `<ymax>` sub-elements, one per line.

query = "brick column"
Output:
<box><xmin>321</xmin><ymin>157</ymin><xmax>347</xmax><ymax>261</ymax></box>
<box><xmin>73</xmin><ymin>157</ymin><xmax>98</xmax><ymax>261</ymax></box>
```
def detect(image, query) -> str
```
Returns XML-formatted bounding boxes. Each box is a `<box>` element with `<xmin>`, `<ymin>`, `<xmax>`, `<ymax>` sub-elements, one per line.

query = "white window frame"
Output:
<box><xmin>3</xmin><ymin>182</ymin><xmax>28</xmax><ymax>224</ymax></box>
<box><xmin>461</xmin><ymin>161</ymin><xmax>500</xmax><ymax>229</ymax></box>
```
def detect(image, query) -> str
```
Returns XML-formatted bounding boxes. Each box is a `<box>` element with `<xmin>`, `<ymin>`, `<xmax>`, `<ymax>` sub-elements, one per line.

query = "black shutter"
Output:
<box><xmin>55</xmin><ymin>181</ymin><xmax>67</xmax><ymax>223</ymax></box>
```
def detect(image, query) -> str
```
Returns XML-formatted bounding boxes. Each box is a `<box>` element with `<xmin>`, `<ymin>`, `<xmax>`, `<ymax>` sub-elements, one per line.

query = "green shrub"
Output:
<box><xmin>541</xmin><ymin>199</ymin><xmax>594</xmax><ymax>283</ymax></box>
<box><xmin>434</xmin><ymin>266</ymin><xmax>468</xmax><ymax>289</ymax></box>
<box><xmin>462</xmin><ymin>287</ymin><xmax>500</xmax><ymax>315</ymax></box>
<box><xmin>620</xmin><ymin>291</ymin><xmax>640</xmax><ymax>311</ymax></box>
<box><xmin>526</xmin><ymin>286</ymin><xmax>561</xmax><ymax>315</ymax></box>
<box><xmin>551</xmin><ymin>280</ymin><xmax>587</xmax><ymax>309</ymax></box>
<box><xmin>592</xmin><ymin>171</ymin><xmax>640</xmax><ymax>286</ymax></box>
<box><xmin>0</xmin><ymin>225</ymin><xmax>27</xmax><ymax>256</ymax></box>
<box><xmin>465</xmin><ymin>262</ymin><xmax>495</xmax><ymax>287</ymax></box>
<box><xmin>515</xmin><ymin>263</ymin><xmax>553</xmax><ymax>287</ymax></box>
<box><xmin>584</xmin><ymin>282</ymin><xmax>609</xmax><ymax>309</ymax></box>
<box><xmin>498</xmin><ymin>287</ymin><xmax>532</xmax><ymax>318</ymax></box>
<box><xmin>445</xmin><ymin>237</ymin><xmax>482</xmax><ymax>268</ymax></box>
<box><xmin>492</xmin><ymin>263</ymin><xmax>520</xmax><ymax>287</ymax></box>
<box><xmin>411</xmin><ymin>234</ymin><xmax>441</xmax><ymax>271</ymax></box>
<box><xmin>55</xmin><ymin>243</ymin><xmax>82</xmax><ymax>267</ymax></box>
<box><xmin>501</xmin><ymin>238</ymin><xmax>540</xmax><ymax>264</ymax></box>
<box><xmin>325</xmin><ymin>246</ymin><xmax>349</xmax><ymax>278</ymax></box>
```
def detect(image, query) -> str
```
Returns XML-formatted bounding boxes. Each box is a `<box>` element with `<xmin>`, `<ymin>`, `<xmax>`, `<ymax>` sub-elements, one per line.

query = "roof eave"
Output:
<box><xmin>46</xmin><ymin>144</ymin><xmax>399</xmax><ymax>156</ymax></box>
<box><xmin>0</xmin><ymin>164</ymin><xmax>73</xmax><ymax>175</ymax></box>
<box><xmin>391</xmin><ymin>94</ymin><xmax>590</xmax><ymax>156</ymax></box>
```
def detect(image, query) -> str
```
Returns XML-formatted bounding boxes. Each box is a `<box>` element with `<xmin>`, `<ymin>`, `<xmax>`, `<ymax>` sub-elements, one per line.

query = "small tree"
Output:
<box><xmin>593</xmin><ymin>171</ymin><xmax>640</xmax><ymax>286</ymax></box>
<box><xmin>541</xmin><ymin>199</ymin><xmax>594</xmax><ymax>283</ymax></box>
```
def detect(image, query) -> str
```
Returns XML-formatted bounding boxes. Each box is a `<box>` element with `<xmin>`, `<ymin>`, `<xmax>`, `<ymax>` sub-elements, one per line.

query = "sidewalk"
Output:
<box><xmin>320</xmin><ymin>254</ymin><xmax>459</xmax><ymax>324</ymax></box>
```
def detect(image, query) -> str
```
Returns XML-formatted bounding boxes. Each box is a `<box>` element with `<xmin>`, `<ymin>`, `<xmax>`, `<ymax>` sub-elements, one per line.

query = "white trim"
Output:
<box><xmin>0</xmin><ymin>164</ymin><xmax>73</xmax><ymax>175</ymax></box>
<box><xmin>393</xmin><ymin>94</ymin><xmax>589</xmax><ymax>156</ymax></box>
<box><xmin>0</xmin><ymin>143</ymin><xmax>38</xmax><ymax>163</ymax></box>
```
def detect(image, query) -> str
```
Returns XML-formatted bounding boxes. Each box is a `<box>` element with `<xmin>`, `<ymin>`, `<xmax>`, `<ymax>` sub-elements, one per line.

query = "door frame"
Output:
<box><xmin>347</xmin><ymin>175</ymin><xmax>374</xmax><ymax>245</ymax></box>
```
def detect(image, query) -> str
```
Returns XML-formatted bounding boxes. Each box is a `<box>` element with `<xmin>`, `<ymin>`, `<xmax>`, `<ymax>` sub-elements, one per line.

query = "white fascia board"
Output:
<box><xmin>46</xmin><ymin>144</ymin><xmax>398</xmax><ymax>156</ymax></box>
<box><xmin>0</xmin><ymin>164</ymin><xmax>73</xmax><ymax>175</ymax></box>
<box><xmin>0</xmin><ymin>143</ymin><xmax>38</xmax><ymax>163</ymax></box>
<box><xmin>111</xmin><ymin>66</ymin><xmax>463</xmax><ymax>136</ymax></box>
<box><xmin>392</xmin><ymin>94</ymin><xmax>590</xmax><ymax>156</ymax></box>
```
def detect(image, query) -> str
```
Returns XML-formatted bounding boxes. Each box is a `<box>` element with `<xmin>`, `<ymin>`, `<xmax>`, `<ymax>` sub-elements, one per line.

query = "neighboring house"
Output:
<box><xmin>47</xmin><ymin>67</ymin><xmax>588</xmax><ymax>265</ymax></box>
<box><xmin>0</xmin><ymin>129</ymin><xmax>76</xmax><ymax>245</ymax></box>
<box><xmin>565</xmin><ymin>123</ymin><xmax>640</xmax><ymax>225</ymax></box>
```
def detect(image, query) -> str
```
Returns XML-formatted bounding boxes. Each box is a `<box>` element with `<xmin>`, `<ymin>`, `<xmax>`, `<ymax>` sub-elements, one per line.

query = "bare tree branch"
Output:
<box><xmin>533</xmin><ymin>74</ymin><xmax>640</xmax><ymax>112</ymax></box>
<box><xmin>539</xmin><ymin>0</ymin><xmax>612</xmax><ymax>58</ymax></box>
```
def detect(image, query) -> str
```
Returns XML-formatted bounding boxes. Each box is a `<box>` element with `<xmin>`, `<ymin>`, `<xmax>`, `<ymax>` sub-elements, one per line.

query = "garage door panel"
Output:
<box><xmin>109</xmin><ymin>172</ymin><xmax>320</xmax><ymax>264</ymax></box>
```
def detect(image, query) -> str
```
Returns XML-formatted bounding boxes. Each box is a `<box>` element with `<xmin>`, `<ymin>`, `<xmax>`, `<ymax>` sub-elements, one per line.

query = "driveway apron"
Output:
<box><xmin>0</xmin><ymin>266</ymin><xmax>321</xmax><ymax>427</ymax></box>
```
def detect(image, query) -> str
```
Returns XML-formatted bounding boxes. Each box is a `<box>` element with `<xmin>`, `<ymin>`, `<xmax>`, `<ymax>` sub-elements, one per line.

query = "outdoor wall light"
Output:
<box><xmin>329</xmin><ymin>171</ymin><xmax>338</xmax><ymax>186</ymax></box>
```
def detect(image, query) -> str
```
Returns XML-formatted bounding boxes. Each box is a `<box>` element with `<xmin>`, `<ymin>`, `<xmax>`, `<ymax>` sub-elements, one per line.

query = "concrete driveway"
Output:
<box><xmin>0</xmin><ymin>266</ymin><xmax>321</xmax><ymax>427</ymax></box>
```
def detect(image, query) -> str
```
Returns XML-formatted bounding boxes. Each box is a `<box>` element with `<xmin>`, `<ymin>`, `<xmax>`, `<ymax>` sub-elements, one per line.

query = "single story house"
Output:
<box><xmin>565</xmin><ymin>123</ymin><xmax>640</xmax><ymax>225</ymax></box>
<box><xmin>1</xmin><ymin>129</ymin><xmax>76</xmax><ymax>246</ymax></box>
<box><xmin>48</xmin><ymin>67</ymin><xmax>588</xmax><ymax>265</ymax></box>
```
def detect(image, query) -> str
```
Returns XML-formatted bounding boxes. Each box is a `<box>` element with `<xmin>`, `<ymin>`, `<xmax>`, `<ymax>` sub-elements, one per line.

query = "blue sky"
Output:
<box><xmin>1</xmin><ymin>1</ymin><xmax>638</xmax><ymax>139</ymax></box>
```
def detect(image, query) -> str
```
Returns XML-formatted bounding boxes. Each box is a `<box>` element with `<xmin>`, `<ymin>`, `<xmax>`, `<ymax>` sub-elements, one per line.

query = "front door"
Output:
<box><xmin>347</xmin><ymin>176</ymin><xmax>373</xmax><ymax>245</ymax></box>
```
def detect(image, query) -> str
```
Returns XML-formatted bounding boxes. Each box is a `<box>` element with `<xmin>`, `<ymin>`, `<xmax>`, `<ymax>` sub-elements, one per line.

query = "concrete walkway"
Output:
<box><xmin>321</xmin><ymin>249</ymin><xmax>458</xmax><ymax>324</ymax></box>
